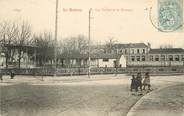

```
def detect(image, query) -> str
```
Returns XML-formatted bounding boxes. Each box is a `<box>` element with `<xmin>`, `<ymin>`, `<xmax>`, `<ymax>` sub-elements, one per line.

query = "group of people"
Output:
<box><xmin>130</xmin><ymin>72</ymin><xmax>151</xmax><ymax>92</ymax></box>
<box><xmin>0</xmin><ymin>70</ymin><xmax>15</xmax><ymax>80</ymax></box>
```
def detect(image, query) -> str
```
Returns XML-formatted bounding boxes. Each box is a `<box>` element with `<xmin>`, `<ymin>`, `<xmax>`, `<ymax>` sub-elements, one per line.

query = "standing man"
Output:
<box><xmin>0</xmin><ymin>70</ymin><xmax>3</xmax><ymax>80</ymax></box>
<box><xmin>10</xmin><ymin>70</ymin><xmax>15</xmax><ymax>79</ymax></box>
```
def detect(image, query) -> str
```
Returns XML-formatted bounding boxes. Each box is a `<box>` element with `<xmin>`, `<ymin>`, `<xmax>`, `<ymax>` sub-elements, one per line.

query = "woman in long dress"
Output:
<box><xmin>136</xmin><ymin>72</ymin><xmax>142</xmax><ymax>91</ymax></box>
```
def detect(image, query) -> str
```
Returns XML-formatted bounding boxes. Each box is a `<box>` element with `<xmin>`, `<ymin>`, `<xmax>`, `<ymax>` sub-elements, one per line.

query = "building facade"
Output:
<box><xmin>58</xmin><ymin>52</ymin><xmax>126</xmax><ymax>68</ymax></box>
<box><xmin>1</xmin><ymin>42</ymin><xmax>184</xmax><ymax>68</ymax></box>
<box><xmin>113</xmin><ymin>43</ymin><xmax>150</xmax><ymax>67</ymax></box>
<box><xmin>0</xmin><ymin>44</ymin><xmax>37</xmax><ymax>68</ymax></box>
<box><xmin>127</xmin><ymin>48</ymin><xmax>184</xmax><ymax>67</ymax></box>
<box><xmin>113</xmin><ymin>43</ymin><xmax>184</xmax><ymax>67</ymax></box>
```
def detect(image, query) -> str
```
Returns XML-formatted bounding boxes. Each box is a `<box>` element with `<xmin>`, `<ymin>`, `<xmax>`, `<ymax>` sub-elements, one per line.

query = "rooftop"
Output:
<box><xmin>114</xmin><ymin>43</ymin><xmax>148</xmax><ymax>48</ymax></box>
<box><xmin>149</xmin><ymin>48</ymin><xmax>184</xmax><ymax>54</ymax></box>
<box><xmin>59</xmin><ymin>52</ymin><xmax>121</xmax><ymax>59</ymax></box>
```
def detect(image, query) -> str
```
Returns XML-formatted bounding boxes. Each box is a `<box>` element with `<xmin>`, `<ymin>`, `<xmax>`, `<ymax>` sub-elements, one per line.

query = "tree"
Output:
<box><xmin>62</xmin><ymin>35</ymin><xmax>88</xmax><ymax>54</ymax></box>
<box><xmin>0</xmin><ymin>21</ymin><xmax>33</xmax><ymax>69</ymax></box>
<box><xmin>105</xmin><ymin>37</ymin><xmax>118</xmax><ymax>53</ymax></box>
<box><xmin>61</xmin><ymin>35</ymin><xmax>88</xmax><ymax>67</ymax></box>
<box><xmin>16</xmin><ymin>21</ymin><xmax>33</xmax><ymax>68</ymax></box>
<box><xmin>33</xmin><ymin>32</ymin><xmax>55</xmax><ymax>66</ymax></box>
<box><xmin>0</xmin><ymin>21</ymin><xmax>19</xmax><ymax>68</ymax></box>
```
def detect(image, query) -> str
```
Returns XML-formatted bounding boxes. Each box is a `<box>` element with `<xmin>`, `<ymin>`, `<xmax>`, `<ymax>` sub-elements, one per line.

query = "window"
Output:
<box><xmin>169</xmin><ymin>55</ymin><xmax>173</xmax><ymax>61</ymax></box>
<box><xmin>182</xmin><ymin>55</ymin><xmax>184</xmax><ymax>61</ymax></box>
<box><xmin>150</xmin><ymin>55</ymin><xmax>154</xmax><ymax>61</ymax></box>
<box><xmin>136</xmin><ymin>56</ymin><xmax>140</xmax><ymax>61</ymax></box>
<box><xmin>142</xmin><ymin>56</ymin><xmax>145</xmax><ymax>61</ymax></box>
<box><xmin>125</xmin><ymin>49</ymin><xmax>127</xmax><ymax>54</ymax></box>
<box><xmin>103</xmin><ymin>58</ymin><xmax>109</xmax><ymax>62</ymax></box>
<box><xmin>159</xmin><ymin>68</ymin><xmax>164</xmax><ymax>71</ymax></box>
<box><xmin>161</xmin><ymin>55</ymin><xmax>165</xmax><ymax>61</ymax></box>
<box><xmin>73</xmin><ymin>60</ymin><xmax>76</xmax><ymax>65</ymax></box>
<box><xmin>131</xmin><ymin>49</ymin><xmax>134</xmax><ymax>54</ymax></box>
<box><xmin>131</xmin><ymin>56</ymin><xmax>135</xmax><ymax>61</ymax></box>
<box><xmin>155</xmin><ymin>55</ymin><xmax>159</xmax><ymax>61</ymax></box>
<box><xmin>91</xmin><ymin>58</ymin><xmax>96</xmax><ymax>61</ymax></box>
<box><xmin>137</xmin><ymin>49</ymin><xmax>140</xmax><ymax>54</ymax></box>
<box><xmin>143</xmin><ymin>49</ymin><xmax>145</xmax><ymax>54</ymax></box>
<box><xmin>125</xmin><ymin>56</ymin><xmax>128</xmax><ymax>61</ymax></box>
<box><xmin>119</xmin><ymin>49</ymin><xmax>123</xmax><ymax>53</ymax></box>
<box><xmin>175</xmin><ymin>55</ymin><xmax>179</xmax><ymax>61</ymax></box>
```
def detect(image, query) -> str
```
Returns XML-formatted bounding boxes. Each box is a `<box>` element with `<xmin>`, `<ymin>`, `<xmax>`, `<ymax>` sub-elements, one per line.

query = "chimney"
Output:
<box><xmin>147</xmin><ymin>42</ymin><xmax>151</xmax><ymax>48</ymax></box>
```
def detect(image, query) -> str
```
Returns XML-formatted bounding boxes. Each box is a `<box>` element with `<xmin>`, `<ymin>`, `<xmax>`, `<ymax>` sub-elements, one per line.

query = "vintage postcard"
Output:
<box><xmin>0</xmin><ymin>0</ymin><xmax>184</xmax><ymax>116</ymax></box>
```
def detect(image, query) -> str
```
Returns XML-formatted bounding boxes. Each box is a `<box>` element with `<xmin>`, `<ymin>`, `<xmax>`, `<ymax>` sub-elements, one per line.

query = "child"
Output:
<box><xmin>143</xmin><ymin>72</ymin><xmax>151</xmax><ymax>90</ymax></box>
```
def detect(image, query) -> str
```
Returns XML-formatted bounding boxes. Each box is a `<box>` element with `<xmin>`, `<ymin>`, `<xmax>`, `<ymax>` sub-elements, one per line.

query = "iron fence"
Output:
<box><xmin>0</xmin><ymin>66</ymin><xmax>184</xmax><ymax>76</ymax></box>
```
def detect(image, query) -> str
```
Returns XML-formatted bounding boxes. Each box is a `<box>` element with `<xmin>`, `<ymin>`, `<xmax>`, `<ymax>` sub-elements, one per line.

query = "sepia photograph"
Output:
<box><xmin>0</xmin><ymin>0</ymin><xmax>184</xmax><ymax>116</ymax></box>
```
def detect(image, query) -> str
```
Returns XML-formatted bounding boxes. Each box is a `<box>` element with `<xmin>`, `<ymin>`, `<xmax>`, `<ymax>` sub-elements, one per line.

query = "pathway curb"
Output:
<box><xmin>126</xmin><ymin>83</ymin><xmax>180</xmax><ymax>116</ymax></box>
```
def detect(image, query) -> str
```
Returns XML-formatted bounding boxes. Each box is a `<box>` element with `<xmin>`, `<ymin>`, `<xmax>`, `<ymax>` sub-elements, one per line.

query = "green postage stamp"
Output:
<box><xmin>158</xmin><ymin>0</ymin><xmax>183</xmax><ymax>31</ymax></box>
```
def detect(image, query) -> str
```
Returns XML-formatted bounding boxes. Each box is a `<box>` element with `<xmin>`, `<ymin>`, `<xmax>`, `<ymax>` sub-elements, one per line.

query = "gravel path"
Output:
<box><xmin>0</xmin><ymin>75</ymin><xmax>141</xmax><ymax>116</ymax></box>
<box><xmin>127</xmin><ymin>84</ymin><xmax>184</xmax><ymax>116</ymax></box>
<box><xmin>0</xmin><ymin>74</ymin><xmax>184</xmax><ymax>116</ymax></box>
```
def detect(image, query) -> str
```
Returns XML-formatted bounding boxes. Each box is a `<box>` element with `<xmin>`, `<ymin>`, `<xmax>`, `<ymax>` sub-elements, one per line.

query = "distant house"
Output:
<box><xmin>128</xmin><ymin>48</ymin><xmax>184</xmax><ymax>67</ymax></box>
<box><xmin>148</xmin><ymin>48</ymin><xmax>184</xmax><ymax>66</ymax></box>
<box><xmin>58</xmin><ymin>43</ymin><xmax>150</xmax><ymax>68</ymax></box>
<box><xmin>1</xmin><ymin>42</ymin><xmax>184</xmax><ymax>68</ymax></box>
<box><xmin>90</xmin><ymin>53</ymin><xmax>126</xmax><ymax>68</ymax></box>
<box><xmin>113</xmin><ymin>43</ymin><xmax>150</xmax><ymax>66</ymax></box>
<box><xmin>58</xmin><ymin>52</ymin><xmax>88</xmax><ymax>68</ymax></box>
<box><xmin>58</xmin><ymin>52</ymin><xmax>126</xmax><ymax>68</ymax></box>
<box><xmin>1</xmin><ymin>44</ymin><xmax>37</xmax><ymax>68</ymax></box>
<box><xmin>114</xmin><ymin>43</ymin><xmax>150</xmax><ymax>54</ymax></box>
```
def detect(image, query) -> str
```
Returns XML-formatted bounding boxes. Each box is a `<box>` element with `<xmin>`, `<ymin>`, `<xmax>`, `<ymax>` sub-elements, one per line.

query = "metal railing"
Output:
<box><xmin>1</xmin><ymin>66</ymin><xmax>184</xmax><ymax>76</ymax></box>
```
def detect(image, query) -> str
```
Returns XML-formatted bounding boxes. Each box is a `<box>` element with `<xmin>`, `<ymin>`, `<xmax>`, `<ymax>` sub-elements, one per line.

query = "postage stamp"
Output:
<box><xmin>158</xmin><ymin>0</ymin><xmax>183</xmax><ymax>31</ymax></box>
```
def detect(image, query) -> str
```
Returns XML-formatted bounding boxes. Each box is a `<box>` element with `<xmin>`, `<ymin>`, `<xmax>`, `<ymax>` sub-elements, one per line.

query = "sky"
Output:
<box><xmin>0</xmin><ymin>0</ymin><xmax>184</xmax><ymax>48</ymax></box>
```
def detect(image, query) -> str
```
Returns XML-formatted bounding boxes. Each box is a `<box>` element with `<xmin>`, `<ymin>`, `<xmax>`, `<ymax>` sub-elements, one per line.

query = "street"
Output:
<box><xmin>0</xmin><ymin>74</ymin><xmax>184</xmax><ymax>116</ymax></box>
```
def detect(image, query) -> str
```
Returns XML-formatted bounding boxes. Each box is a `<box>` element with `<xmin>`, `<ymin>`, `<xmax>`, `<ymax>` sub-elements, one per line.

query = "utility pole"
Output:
<box><xmin>54</xmin><ymin>0</ymin><xmax>59</xmax><ymax>77</ymax></box>
<box><xmin>88</xmin><ymin>8</ymin><xmax>92</xmax><ymax>78</ymax></box>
